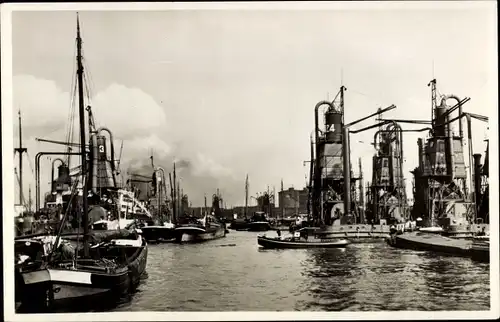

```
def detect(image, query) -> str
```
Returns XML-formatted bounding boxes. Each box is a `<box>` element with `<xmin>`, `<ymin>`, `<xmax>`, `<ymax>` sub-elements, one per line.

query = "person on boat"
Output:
<box><xmin>276</xmin><ymin>229</ymin><xmax>281</xmax><ymax>238</ymax></box>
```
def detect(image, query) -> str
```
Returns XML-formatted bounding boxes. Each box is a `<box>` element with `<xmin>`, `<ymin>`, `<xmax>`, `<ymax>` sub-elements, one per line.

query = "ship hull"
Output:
<box><xmin>174</xmin><ymin>226</ymin><xmax>226</xmax><ymax>243</ymax></box>
<box><xmin>299</xmin><ymin>224</ymin><xmax>391</xmax><ymax>242</ymax></box>
<box><xmin>16</xmin><ymin>236</ymin><xmax>148</xmax><ymax>312</ymax></box>
<box><xmin>387</xmin><ymin>231</ymin><xmax>489</xmax><ymax>263</ymax></box>
<box><xmin>229</xmin><ymin>220</ymin><xmax>249</xmax><ymax>230</ymax></box>
<box><xmin>139</xmin><ymin>226</ymin><xmax>175</xmax><ymax>242</ymax></box>
<box><xmin>257</xmin><ymin>236</ymin><xmax>349</xmax><ymax>249</ymax></box>
<box><xmin>17</xmin><ymin>266</ymin><xmax>130</xmax><ymax>313</ymax></box>
<box><xmin>247</xmin><ymin>221</ymin><xmax>271</xmax><ymax>232</ymax></box>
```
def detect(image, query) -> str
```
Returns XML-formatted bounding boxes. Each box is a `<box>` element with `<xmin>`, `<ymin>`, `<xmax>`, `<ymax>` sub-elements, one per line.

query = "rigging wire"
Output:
<box><xmin>83</xmin><ymin>54</ymin><xmax>96</xmax><ymax>100</ymax></box>
<box><xmin>347</xmin><ymin>87</ymin><xmax>391</xmax><ymax>108</ymax></box>
<box><xmin>82</xmin><ymin>60</ymin><xmax>93</xmax><ymax>104</ymax></box>
<box><xmin>78</xmin><ymin>18</ymin><xmax>96</xmax><ymax>102</ymax></box>
<box><xmin>65</xmin><ymin>38</ymin><xmax>78</xmax><ymax>166</ymax></box>
<box><xmin>25</xmin><ymin>151</ymin><xmax>36</xmax><ymax>179</ymax></box>
<box><xmin>38</xmin><ymin>126</ymin><xmax>66</xmax><ymax>140</ymax></box>
<box><xmin>14</xmin><ymin>168</ymin><xmax>27</xmax><ymax>207</ymax></box>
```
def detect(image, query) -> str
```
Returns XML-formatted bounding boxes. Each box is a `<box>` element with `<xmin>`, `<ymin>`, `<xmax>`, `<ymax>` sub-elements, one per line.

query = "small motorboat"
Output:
<box><xmin>257</xmin><ymin>235</ymin><xmax>349</xmax><ymax>249</ymax></box>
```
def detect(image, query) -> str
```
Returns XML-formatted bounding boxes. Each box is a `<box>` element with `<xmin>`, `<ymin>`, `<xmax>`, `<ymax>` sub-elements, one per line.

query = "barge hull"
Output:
<box><xmin>257</xmin><ymin>237</ymin><xmax>349</xmax><ymax>249</ymax></box>
<box><xmin>389</xmin><ymin>232</ymin><xmax>489</xmax><ymax>263</ymax></box>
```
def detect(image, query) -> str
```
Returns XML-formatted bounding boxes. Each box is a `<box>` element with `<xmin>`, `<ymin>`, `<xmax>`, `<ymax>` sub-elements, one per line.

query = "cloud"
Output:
<box><xmin>13</xmin><ymin>74</ymin><xmax>243</xmax><ymax>206</ymax></box>
<box><xmin>191</xmin><ymin>153</ymin><xmax>234</xmax><ymax>178</ymax></box>
<box><xmin>11</xmin><ymin>9</ymin><xmax>494</xmax><ymax>210</ymax></box>
<box><xmin>90</xmin><ymin>83</ymin><xmax>168</xmax><ymax>139</ymax></box>
<box><xmin>124</xmin><ymin>133</ymin><xmax>173</xmax><ymax>162</ymax></box>
<box><xmin>13</xmin><ymin>74</ymin><xmax>71</xmax><ymax>138</ymax></box>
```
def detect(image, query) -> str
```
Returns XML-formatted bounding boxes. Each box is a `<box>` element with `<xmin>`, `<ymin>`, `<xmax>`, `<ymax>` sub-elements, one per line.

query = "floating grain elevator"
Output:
<box><xmin>310</xmin><ymin>86</ymin><xmax>361</xmax><ymax>226</ymax></box>
<box><xmin>410</xmin><ymin>79</ymin><xmax>488</xmax><ymax>232</ymax></box>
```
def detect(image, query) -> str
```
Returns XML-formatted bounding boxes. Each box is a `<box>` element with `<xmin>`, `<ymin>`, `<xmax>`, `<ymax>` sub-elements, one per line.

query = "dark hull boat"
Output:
<box><xmin>246</xmin><ymin>211</ymin><xmax>272</xmax><ymax>232</ymax></box>
<box><xmin>18</xmin><ymin>261</ymin><xmax>129</xmax><ymax>312</ymax></box>
<box><xmin>257</xmin><ymin>236</ymin><xmax>349</xmax><ymax>249</ymax></box>
<box><xmin>139</xmin><ymin>225</ymin><xmax>175</xmax><ymax>243</ymax></box>
<box><xmin>470</xmin><ymin>238</ymin><xmax>489</xmax><ymax>262</ymax></box>
<box><xmin>228</xmin><ymin>219</ymin><xmax>271</xmax><ymax>231</ymax></box>
<box><xmin>16</xmin><ymin>233</ymin><xmax>148</xmax><ymax>312</ymax></box>
<box><xmin>229</xmin><ymin>219</ymin><xmax>249</xmax><ymax>231</ymax></box>
<box><xmin>247</xmin><ymin>221</ymin><xmax>271</xmax><ymax>232</ymax></box>
<box><xmin>174</xmin><ymin>191</ymin><xmax>227</xmax><ymax>243</ymax></box>
<box><xmin>174</xmin><ymin>212</ymin><xmax>226</xmax><ymax>243</ymax></box>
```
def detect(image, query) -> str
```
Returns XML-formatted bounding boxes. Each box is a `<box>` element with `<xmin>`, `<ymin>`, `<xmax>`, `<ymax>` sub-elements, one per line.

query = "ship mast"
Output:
<box><xmin>76</xmin><ymin>14</ymin><xmax>89</xmax><ymax>256</ymax></box>
<box><xmin>15</xmin><ymin>110</ymin><xmax>28</xmax><ymax>205</ymax></box>
<box><xmin>204</xmin><ymin>194</ymin><xmax>207</xmax><ymax>215</ymax></box>
<box><xmin>169</xmin><ymin>172</ymin><xmax>175</xmax><ymax>223</ymax></box>
<box><xmin>244</xmin><ymin>174</ymin><xmax>249</xmax><ymax>219</ymax></box>
<box><xmin>173</xmin><ymin>162</ymin><xmax>177</xmax><ymax>219</ymax></box>
<box><xmin>280</xmin><ymin>179</ymin><xmax>284</xmax><ymax>221</ymax></box>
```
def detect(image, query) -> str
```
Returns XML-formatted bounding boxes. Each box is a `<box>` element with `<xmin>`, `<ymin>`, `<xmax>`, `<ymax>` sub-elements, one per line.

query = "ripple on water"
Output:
<box><xmin>113</xmin><ymin>231</ymin><xmax>490</xmax><ymax>311</ymax></box>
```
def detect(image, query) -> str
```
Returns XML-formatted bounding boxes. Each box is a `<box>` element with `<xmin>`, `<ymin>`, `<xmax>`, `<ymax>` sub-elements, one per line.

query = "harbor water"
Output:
<box><xmin>112</xmin><ymin>231</ymin><xmax>490</xmax><ymax>311</ymax></box>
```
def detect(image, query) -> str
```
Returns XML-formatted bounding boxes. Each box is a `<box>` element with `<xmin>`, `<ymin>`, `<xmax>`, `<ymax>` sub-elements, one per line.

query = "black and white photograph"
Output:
<box><xmin>1</xmin><ymin>1</ymin><xmax>498</xmax><ymax>320</ymax></box>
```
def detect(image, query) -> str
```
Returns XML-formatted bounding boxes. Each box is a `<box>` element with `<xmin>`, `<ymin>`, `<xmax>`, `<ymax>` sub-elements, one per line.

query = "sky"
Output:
<box><xmin>8</xmin><ymin>2</ymin><xmax>497</xmax><ymax>208</ymax></box>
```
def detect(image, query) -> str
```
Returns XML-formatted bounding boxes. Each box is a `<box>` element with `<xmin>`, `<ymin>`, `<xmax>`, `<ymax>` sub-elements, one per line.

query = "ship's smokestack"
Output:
<box><xmin>51</xmin><ymin>158</ymin><xmax>66</xmax><ymax>192</ymax></box>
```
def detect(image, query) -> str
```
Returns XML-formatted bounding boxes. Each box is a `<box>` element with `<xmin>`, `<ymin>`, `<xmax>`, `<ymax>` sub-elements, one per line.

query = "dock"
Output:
<box><xmin>388</xmin><ymin>232</ymin><xmax>489</xmax><ymax>263</ymax></box>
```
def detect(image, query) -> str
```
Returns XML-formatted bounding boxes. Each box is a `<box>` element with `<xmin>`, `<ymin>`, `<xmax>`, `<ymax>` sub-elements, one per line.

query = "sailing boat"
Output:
<box><xmin>15</xmin><ymin>15</ymin><xmax>148</xmax><ymax>312</ymax></box>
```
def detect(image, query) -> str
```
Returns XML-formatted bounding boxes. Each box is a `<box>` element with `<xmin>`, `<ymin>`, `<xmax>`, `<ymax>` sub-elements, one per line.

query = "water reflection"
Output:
<box><xmin>112</xmin><ymin>232</ymin><xmax>489</xmax><ymax>312</ymax></box>
<box><xmin>420</xmin><ymin>255</ymin><xmax>490</xmax><ymax>310</ymax></box>
<box><xmin>297</xmin><ymin>248</ymin><xmax>357</xmax><ymax>311</ymax></box>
